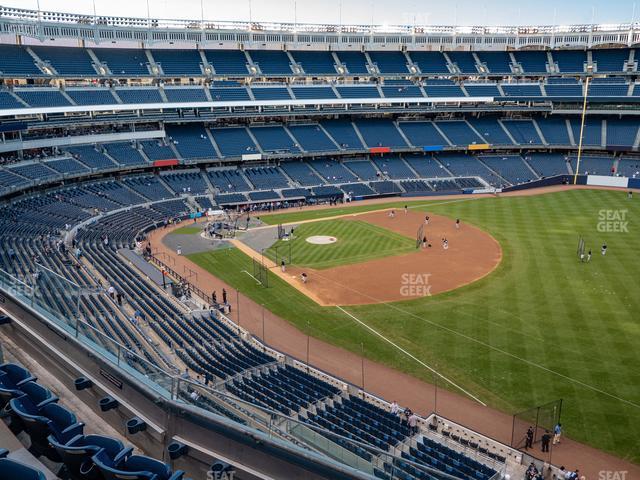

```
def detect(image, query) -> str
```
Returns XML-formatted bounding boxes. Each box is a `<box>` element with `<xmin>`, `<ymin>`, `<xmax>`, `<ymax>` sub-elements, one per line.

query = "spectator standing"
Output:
<box><xmin>553</xmin><ymin>423</ymin><xmax>562</xmax><ymax>445</ymax></box>
<box><xmin>525</xmin><ymin>426</ymin><xmax>534</xmax><ymax>449</ymax></box>
<box><xmin>408</xmin><ymin>412</ymin><xmax>419</xmax><ymax>435</ymax></box>
<box><xmin>541</xmin><ymin>430</ymin><xmax>551</xmax><ymax>452</ymax></box>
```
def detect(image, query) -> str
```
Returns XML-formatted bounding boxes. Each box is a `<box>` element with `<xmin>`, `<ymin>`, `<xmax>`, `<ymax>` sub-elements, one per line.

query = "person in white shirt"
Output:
<box><xmin>408</xmin><ymin>413</ymin><xmax>419</xmax><ymax>434</ymax></box>
<box><xmin>390</xmin><ymin>401</ymin><xmax>399</xmax><ymax>416</ymax></box>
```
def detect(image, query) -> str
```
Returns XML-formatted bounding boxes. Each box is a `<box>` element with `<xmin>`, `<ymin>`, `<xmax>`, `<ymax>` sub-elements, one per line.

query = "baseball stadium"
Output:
<box><xmin>0</xmin><ymin>1</ymin><xmax>638</xmax><ymax>479</ymax></box>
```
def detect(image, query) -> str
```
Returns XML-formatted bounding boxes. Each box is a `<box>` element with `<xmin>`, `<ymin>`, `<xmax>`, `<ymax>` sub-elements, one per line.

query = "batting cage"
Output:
<box><xmin>416</xmin><ymin>223</ymin><xmax>425</xmax><ymax>249</ymax></box>
<box><xmin>511</xmin><ymin>399</ymin><xmax>562</xmax><ymax>451</ymax></box>
<box><xmin>233</xmin><ymin>211</ymin><xmax>251</xmax><ymax>232</ymax></box>
<box><xmin>273</xmin><ymin>242</ymin><xmax>292</xmax><ymax>266</ymax></box>
<box><xmin>252</xmin><ymin>257</ymin><xmax>269</xmax><ymax>287</ymax></box>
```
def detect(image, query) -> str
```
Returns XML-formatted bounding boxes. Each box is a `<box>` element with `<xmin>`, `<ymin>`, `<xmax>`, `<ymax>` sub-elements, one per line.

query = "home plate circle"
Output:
<box><xmin>306</xmin><ymin>235</ymin><xmax>337</xmax><ymax>245</ymax></box>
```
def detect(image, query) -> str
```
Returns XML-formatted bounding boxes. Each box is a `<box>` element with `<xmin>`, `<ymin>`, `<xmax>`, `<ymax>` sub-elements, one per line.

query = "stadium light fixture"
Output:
<box><xmin>574</xmin><ymin>64</ymin><xmax>594</xmax><ymax>185</ymax></box>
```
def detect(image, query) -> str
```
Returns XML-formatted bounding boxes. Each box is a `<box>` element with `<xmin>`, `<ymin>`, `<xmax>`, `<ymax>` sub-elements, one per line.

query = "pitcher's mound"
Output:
<box><xmin>306</xmin><ymin>235</ymin><xmax>338</xmax><ymax>245</ymax></box>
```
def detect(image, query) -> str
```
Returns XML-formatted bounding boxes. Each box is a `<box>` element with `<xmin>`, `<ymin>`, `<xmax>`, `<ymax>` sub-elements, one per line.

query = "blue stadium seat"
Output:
<box><xmin>288</xmin><ymin>125</ymin><xmax>337</xmax><ymax>152</ymax></box>
<box><xmin>320</xmin><ymin>120</ymin><xmax>365</xmax><ymax>150</ymax></box>
<box><xmin>152</xmin><ymin>49</ymin><xmax>203</xmax><ymax>76</ymax></box>
<box><xmin>334</xmin><ymin>51</ymin><xmax>370</xmax><ymax>74</ymax></box>
<box><xmin>525</xmin><ymin>153</ymin><xmax>569</xmax><ymax>177</ymax></box>
<box><xmin>17</xmin><ymin>381</ymin><xmax>59</xmax><ymax>409</ymax></box>
<box><xmin>309</xmin><ymin>159</ymin><xmax>357</xmax><ymax>183</ymax></box>
<box><xmin>544</xmin><ymin>79</ymin><xmax>583</xmax><ymax>97</ymax></box>
<box><xmin>447</xmin><ymin>52</ymin><xmax>478</xmax><ymax>74</ymax></box>
<box><xmin>476</xmin><ymin>51</ymin><xmax>513</xmax><ymax>74</ymax></box>
<box><xmin>290</xmin><ymin>51</ymin><xmax>337</xmax><ymax>75</ymax></box>
<box><xmin>0</xmin><ymin>45</ymin><xmax>41</xmax><ymax>76</ymax></box>
<box><xmin>291</xmin><ymin>86</ymin><xmax>337</xmax><ymax>99</ymax></box>
<box><xmin>480</xmin><ymin>155</ymin><xmax>538</xmax><ymax>185</ymax></box>
<box><xmin>0</xmin><ymin>91</ymin><xmax>25</xmax><ymax>109</ymax></box>
<box><xmin>501</xmin><ymin>120</ymin><xmax>544</xmax><ymax>145</ymax></box>
<box><xmin>210</xmin><ymin>127</ymin><xmax>259</xmax><ymax>156</ymax></box>
<box><xmin>252</xmin><ymin>87</ymin><xmax>292</xmax><ymax>100</ymax></box>
<box><xmin>570</xmin><ymin>118</ymin><xmax>602</xmax><ymax>146</ymax></box>
<box><xmin>500</xmin><ymin>83</ymin><xmax>543</xmax><ymax>98</ymax></box>
<box><xmin>535</xmin><ymin>117</ymin><xmax>571</xmax><ymax>145</ymax></box>
<box><xmin>116</xmin><ymin>88</ymin><xmax>163</xmax><ymax>104</ymax></box>
<box><xmin>93</xmin><ymin>48</ymin><xmax>150</xmax><ymax>76</ymax></box>
<box><xmin>204</xmin><ymin>50</ymin><xmax>249</xmax><ymax>75</ymax></box>
<box><xmin>398</xmin><ymin>121</ymin><xmax>448</xmax><ymax>147</ymax></box>
<box><xmin>0</xmin><ymin>458</ymin><xmax>46</xmax><ymax>480</ymax></box>
<box><xmin>336</xmin><ymin>86</ymin><xmax>380</xmax><ymax>99</ymax></box>
<box><xmin>0</xmin><ymin>364</ymin><xmax>37</xmax><ymax>407</ymax></box>
<box><xmin>166</xmin><ymin>125</ymin><xmax>217</xmax><ymax>159</ymax></box>
<box><xmin>368</xmin><ymin>51</ymin><xmax>409</xmax><ymax>74</ymax></box>
<box><xmin>467</xmin><ymin>118</ymin><xmax>514</xmax><ymax>145</ymax></box>
<box><xmin>407</xmin><ymin>51</ymin><xmax>450</xmax><ymax>74</ymax></box>
<box><xmin>15</xmin><ymin>89</ymin><xmax>71</xmax><ymax>107</ymax></box>
<box><xmin>280</xmin><ymin>161</ymin><xmax>324</xmax><ymax>186</ymax></box>
<box><xmin>344</xmin><ymin>160</ymin><xmax>380</xmax><ymax>181</ymax></box>
<box><xmin>512</xmin><ymin>51</ymin><xmax>548</xmax><ymax>73</ymax></box>
<box><xmin>248</xmin><ymin>50</ymin><xmax>293</xmax><ymax>75</ymax></box>
<box><xmin>48</xmin><ymin>434</ymin><xmax>126</xmax><ymax>480</ymax></box>
<box><xmin>66</xmin><ymin>88</ymin><xmax>118</xmax><ymax>105</ymax></box>
<box><xmin>372</xmin><ymin>156</ymin><xmax>415</xmax><ymax>179</ymax></box>
<box><xmin>463</xmin><ymin>83</ymin><xmax>501</xmax><ymax>97</ymax></box>
<box><xmin>592</xmin><ymin>48</ymin><xmax>629</xmax><ymax>73</ymax></box>
<box><xmin>92</xmin><ymin>449</ymin><xmax>185</xmax><ymax>480</ymax></box>
<box><xmin>10</xmin><ymin>396</ymin><xmax>84</xmax><ymax>450</ymax></box>
<box><xmin>355</xmin><ymin>119</ymin><xmax>407</xmax><ymax>148</ymax></box>
<box><xmin>435</xmin><ymin>120</ymin><xmax>484</xmax><ymax>146</ymax></box>
<box><xmin>164</xmin><ymin>87</ymin><xmax>208</xmax><ymax>103</ymax></box>
<box><xmin>607</xmin><ymin>119</ymin><xmax>640</xmax><ymax>149</ymax></box>
<box><xmin>31</xmin><ymin>46</ymin><xmax>97</xmax><ymax>76</ymax></box>
<box><xmin>552</xmin><ymin>50</ymin><xmax>586</xmax><ymax>73</ymax></box>
<box><xmin>423</xmin><ymin>81</ymin><xmax>465</xmax><ymax>98</ymax></box>
<box><xmin>380</xmin><ymin>84</ymin><xmax>423</xmax><ymax>98</ymax></box>
<box><xmin>250</xmin><ymin>126</ymin><xmax>301</xmax><ymax>153</ymax></box>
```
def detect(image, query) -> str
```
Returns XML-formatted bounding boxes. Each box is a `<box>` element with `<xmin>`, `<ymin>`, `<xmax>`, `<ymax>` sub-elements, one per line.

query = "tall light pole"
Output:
<box><xmin>236</xmin><ymin>289</ymin><xmax>240</xmax><ymax>327</ymax></box>
<box><xmin>306</xmin><ymin>320</ymin><xmax>310</xmax><ymax>372</ymax></box>
<box><xmin>360</xmin><ymin>342</ymin><xmax>365</xmax><ymax>395</ymax></box>
<box><xmin>261</xmin><ymin>304</ymin><xmax>265</xmax><ymax>348</ymax></box>
<box><xmin>574</xmin><ymin>65</ymin><xmax>593</xmax><ymax>185</ymax></box>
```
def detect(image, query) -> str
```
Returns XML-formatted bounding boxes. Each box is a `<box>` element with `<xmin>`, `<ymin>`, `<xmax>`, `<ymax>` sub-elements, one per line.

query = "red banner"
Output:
<box><xmin>153</xmin><ymin>159</ymin><xmax>179</xmax><ymax>167</ymax></box>
<box><xmin>369</xmin><ymin>147</ymin><xmax>391</xmax><ymax>154</ymax></box>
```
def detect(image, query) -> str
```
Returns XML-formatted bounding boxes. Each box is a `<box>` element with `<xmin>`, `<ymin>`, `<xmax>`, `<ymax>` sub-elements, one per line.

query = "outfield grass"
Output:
<box><xmin>189</xmin><ymin>190</ymin><xmax>640</xmax><ymax>463</ymax></box>
<box><xmin>264</xmin><ymin>219</ymin><xmax>415</xmax><ymax>269</ymax></box>
<box><xmin>171</xmin><ymin>226</ymin><xmax>202</xmax><ymax>235</ymax></box>
<box><xmin>259</xmin><ymin>199</ymin><xmax>433</xmax><ymax>225</ymax></box>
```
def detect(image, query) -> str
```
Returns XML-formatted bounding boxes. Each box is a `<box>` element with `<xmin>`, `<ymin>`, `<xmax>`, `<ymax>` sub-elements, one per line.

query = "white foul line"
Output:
<box><xmin>336</xmin><ymin>305</ymin><xmax>487</xmax><ymax>406</ymax></box>
<box><xmin>241</xmin><ymin>270</ymin><xmax>262</xmax><ymax>285</ymax></box>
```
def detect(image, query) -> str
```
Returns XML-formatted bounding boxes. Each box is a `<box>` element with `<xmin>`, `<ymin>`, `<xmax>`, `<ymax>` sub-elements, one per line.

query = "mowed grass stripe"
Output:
<box><xmin>265</xmin><ymin>219</ymin><xmax>415</xmax><ymax>269</ymax></box>
<box><xmin>190</xmin><ymin>190</ymin><xmax>640</xmax><ymax>463</ymax></box>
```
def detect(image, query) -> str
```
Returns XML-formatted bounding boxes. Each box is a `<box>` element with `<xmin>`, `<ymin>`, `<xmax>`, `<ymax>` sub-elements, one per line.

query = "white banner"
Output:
<box><xmin>586</xmin><ymin>175</ymin><xmax>629</xmax><ymax>188</ymax></box>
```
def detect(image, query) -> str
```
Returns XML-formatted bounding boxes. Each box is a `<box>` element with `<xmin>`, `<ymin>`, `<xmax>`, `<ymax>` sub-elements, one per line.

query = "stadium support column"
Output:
<box><xmin>574</xmin><ymin>65</ymin><xmax>593</xmax><ymax>184</ymax></box>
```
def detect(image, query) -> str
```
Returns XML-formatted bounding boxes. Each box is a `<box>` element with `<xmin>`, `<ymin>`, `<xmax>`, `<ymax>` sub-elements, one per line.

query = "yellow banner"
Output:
<box><xmin>468</xmin><ymin>143</ymin><xmax>490</xmax><ymax>150</ymax></box>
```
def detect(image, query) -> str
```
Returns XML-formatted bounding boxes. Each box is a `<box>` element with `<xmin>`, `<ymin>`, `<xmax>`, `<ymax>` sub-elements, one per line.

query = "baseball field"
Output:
<box><xmin>187</xmin><ymin>189</ymin><xmax>640</xmax><ymax>464</ymax></box>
